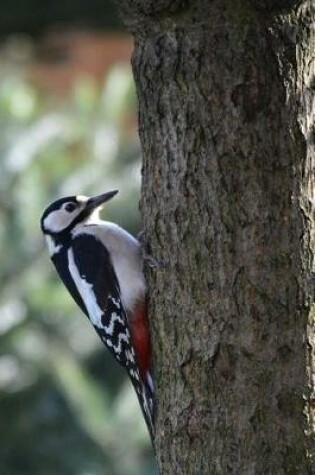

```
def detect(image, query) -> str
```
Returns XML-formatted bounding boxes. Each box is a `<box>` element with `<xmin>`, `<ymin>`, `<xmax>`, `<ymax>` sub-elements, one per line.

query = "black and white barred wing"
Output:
<box><xmin>68</xmin><ymin>234</ymin><xmax>153</xmax><ymax>435</ymax></box>
<box><xmin>68</xmin><ymin>233</ymin><xmax>139</xmax><ymax>382</ymax></box>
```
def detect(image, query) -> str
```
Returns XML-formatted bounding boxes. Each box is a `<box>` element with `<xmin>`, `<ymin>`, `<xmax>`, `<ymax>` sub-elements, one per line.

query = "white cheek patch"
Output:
<box><xmin>43</xmin><ymin>208</ymin><xmax>80</xmax><ymax>233</ymax></box>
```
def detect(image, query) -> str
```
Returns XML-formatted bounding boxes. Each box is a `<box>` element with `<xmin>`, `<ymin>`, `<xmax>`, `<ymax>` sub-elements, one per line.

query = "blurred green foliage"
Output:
<box><xmin>0</xmin><ymin>44</ymin><xmax>156</xmax><ymax>475</ymax></box>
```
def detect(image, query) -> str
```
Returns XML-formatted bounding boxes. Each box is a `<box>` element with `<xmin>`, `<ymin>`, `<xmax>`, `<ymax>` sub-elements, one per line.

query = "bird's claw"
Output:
<box><xmin>144</xmin><ymin>254</ymin><xmax>167</xmax><ymax>269</ymax></box>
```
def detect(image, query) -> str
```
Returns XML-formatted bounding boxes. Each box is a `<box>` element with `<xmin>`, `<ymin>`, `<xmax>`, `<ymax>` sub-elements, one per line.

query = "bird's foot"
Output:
<box><xmin>137</xmin><ymin>230</ymin><xmax>167</xmax><ymax>269</ymax></box>
<box><xmin>143</xmin><ymin>252</ymin><xmax>167</xmax><ymax>269</ymax></box>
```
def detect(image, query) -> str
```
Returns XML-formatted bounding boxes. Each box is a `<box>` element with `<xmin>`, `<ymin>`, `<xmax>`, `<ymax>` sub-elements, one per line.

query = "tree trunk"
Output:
<box><xmin>115</xmin><ymin>1</ymin><xmax>314</xmax><ymax>473</ymax></box>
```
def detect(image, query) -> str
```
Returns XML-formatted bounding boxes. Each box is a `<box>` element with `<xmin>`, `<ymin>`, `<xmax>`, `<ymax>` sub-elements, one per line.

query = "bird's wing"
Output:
<box><xmin>70</xmin><ymin>233</ymin><xmax>154</xmax><ymax>435</ymax></box>
<box><xmin>69</xmin><ymin>233</ymin><xmax>139</xmax><ymax>378</ymax></box>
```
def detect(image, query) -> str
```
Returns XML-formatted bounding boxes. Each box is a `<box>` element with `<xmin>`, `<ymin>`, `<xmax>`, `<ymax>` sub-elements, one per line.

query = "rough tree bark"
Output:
<box><xmin>114</xmin><ymin>1</ymin><xmax>314</xmax><ymax>473</ymax></box>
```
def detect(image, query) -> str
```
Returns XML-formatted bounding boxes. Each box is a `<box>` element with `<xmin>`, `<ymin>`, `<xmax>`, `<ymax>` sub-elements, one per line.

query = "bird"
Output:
<box><xmin>40</xmin><ymin>190</ymin><xmax>154</xmax><ymax>439</ymax></box>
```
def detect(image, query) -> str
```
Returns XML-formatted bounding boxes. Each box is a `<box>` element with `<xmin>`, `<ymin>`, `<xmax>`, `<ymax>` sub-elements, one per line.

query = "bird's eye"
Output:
<box><xmin>64</xmin><ymin>203</ymin><xmax>76</xmax><ymax>212</ymax></box>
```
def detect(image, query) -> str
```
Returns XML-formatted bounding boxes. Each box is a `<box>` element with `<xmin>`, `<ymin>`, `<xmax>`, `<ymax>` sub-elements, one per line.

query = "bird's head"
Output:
<box><xmin>40</xmin><ymin>190</ymin><xmax>118</xmax><ymax>236</ymax></box>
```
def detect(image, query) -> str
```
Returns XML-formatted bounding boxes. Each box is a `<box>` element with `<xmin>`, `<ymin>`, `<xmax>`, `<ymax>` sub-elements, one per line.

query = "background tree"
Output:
<box><xmin>0</xmin><ymin>33</ymin><xmax>156</xmax><ymax>475</ymax></box>
<box><xmin>114</xmin><ymin>0</ymin><xmax>315</xmax><ymax>473</ymax></box>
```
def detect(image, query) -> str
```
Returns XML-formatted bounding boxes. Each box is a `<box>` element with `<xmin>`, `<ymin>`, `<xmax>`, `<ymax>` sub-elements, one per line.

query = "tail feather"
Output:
<box><xmin>138</xmin><ymin>370</ymin><xmax>155</xmax><ymax>442</ymax></box>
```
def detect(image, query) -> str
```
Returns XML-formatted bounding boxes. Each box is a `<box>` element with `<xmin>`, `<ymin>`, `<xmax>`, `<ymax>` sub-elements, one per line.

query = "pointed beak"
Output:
<box><xmin>86</xmin><ymin>190</ymin><xmax>118</xmax><ymax>211</ymax></box>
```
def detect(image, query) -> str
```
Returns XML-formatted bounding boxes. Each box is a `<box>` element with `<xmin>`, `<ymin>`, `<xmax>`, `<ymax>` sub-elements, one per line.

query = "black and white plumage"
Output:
<box><xmin>40</xmin><ymin>191</ymin><xmax>154</xmax><ymax>438</ymax></box>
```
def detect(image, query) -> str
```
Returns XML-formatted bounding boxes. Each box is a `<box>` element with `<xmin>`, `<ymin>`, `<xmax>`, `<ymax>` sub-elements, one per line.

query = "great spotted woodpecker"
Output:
<box><xmin>40</xmin><ymin>190</ymin><xmax>154</xmax><ymax>438</ymax></box>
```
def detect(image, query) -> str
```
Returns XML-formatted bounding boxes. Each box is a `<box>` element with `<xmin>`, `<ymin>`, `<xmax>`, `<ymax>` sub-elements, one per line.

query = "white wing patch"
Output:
<box><xmin>67</xmin><ymin>248</ymin><xmax>104</xmax><ymax>328</ymax></box>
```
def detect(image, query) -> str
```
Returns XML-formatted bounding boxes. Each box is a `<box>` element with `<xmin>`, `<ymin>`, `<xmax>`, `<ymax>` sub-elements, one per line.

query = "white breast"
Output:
<box><xmin>72</xmin><ymin>220</ymin><xmax>146</xmax><ymax>312</ymax></box>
